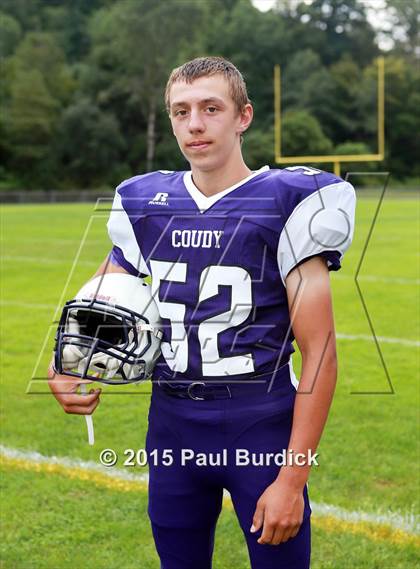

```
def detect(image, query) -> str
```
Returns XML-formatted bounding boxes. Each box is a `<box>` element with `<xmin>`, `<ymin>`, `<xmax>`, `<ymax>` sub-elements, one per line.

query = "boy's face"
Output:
<box><xmin>168</xmin><ymin>74</ymin><xmax>252</xmax><ymax>172</ymax></box>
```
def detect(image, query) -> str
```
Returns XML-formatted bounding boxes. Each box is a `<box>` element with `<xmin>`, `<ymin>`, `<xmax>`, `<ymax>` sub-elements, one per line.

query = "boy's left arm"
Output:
<box><xmin>251</xmin><ymin>255</ymin><xmax>338</xmax><ymax>545</ymax></box>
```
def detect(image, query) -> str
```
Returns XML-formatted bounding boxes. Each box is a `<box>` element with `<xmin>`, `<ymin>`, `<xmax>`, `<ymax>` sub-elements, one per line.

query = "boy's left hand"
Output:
<box><xmin>250</xmin><ymin>478</ymin><xmax>305</xmax><ymax>545</ymax></box>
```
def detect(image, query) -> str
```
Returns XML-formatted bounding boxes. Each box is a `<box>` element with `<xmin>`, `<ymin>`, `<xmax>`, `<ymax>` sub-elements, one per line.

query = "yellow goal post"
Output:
<box><xmin>274</xmin><ymin>57</ymin><xmax>385</xmax><ymax>177</ymax></box>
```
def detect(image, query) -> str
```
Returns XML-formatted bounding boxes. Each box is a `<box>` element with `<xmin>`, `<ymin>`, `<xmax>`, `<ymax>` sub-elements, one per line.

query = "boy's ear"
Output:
<box><xmin>237</xmin><ymin>103</ymin><xmax>253</xmax><ymax>134</ymax></box>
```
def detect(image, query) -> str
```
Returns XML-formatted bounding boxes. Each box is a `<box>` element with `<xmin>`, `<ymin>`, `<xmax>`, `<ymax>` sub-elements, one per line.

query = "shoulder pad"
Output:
<box><xmin>278</xmin><ymin>166</ymin><xmax>342</xmax><ymax>191</ymax></box>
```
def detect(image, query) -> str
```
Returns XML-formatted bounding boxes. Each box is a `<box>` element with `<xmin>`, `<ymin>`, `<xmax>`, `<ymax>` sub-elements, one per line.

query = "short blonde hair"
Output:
<box><xmin>165</xmin><ymin>56</ymin><xmax>250</xmax><ymax>114</ymax></box>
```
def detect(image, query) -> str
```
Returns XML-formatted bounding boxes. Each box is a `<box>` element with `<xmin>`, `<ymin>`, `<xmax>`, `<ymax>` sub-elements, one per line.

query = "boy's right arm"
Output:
<box><xmin>47</xmin><ymin>255</ymin><xmax>129</xmax><ymax>415</ymax></box>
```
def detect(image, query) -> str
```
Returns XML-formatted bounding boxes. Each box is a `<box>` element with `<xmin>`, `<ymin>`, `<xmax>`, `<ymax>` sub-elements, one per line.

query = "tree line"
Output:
<box><xmin>0</xmin><ymin>0</ymin><xmax>418</xmax><ymax>189</ymax></box>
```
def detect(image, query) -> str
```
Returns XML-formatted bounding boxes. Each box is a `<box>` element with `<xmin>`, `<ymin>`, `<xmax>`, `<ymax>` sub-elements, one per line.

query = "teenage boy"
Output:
<box><xmin>49</xmin><ymin>56</ymin><xmax>356</xmax><ymax>569</ymax></box>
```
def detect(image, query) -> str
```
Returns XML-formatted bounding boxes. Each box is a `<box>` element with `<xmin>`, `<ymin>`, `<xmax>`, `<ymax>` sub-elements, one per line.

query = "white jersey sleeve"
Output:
<box><xmin>107</xmin><ymin>185</ymin><xmax>150</xmax><ymax>276</ymax></box>
<box><xmin>277</xmin><ymin>180</ymin><xmax>356</xmax><ymax>284</ymax></box>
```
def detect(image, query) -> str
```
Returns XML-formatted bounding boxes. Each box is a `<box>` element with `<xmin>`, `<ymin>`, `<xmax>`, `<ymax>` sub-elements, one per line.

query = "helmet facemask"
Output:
<box><xmin>55</xmin><ymin>298</ymin><xmax>159</xmax><ymax>384</ymax></box>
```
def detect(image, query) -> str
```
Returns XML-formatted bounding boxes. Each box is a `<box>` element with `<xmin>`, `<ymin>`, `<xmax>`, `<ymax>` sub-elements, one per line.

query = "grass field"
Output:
<box><xmin>1</xmin><ymin>194</ymin><xmax>419</xmax><ymax>568</ymax></box>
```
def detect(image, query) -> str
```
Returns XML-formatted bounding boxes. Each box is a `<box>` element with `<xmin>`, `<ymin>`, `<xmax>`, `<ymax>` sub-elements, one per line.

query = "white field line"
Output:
<box><xmin>0</xmin><ymin>444</ymin><xmax>149</xmax><ymax>483</ymax></box>
<box><xmin>311</xmin><ymin>502</ymin><xmax>419</xmax><ymax>535</ymax></box>
<box><xmin>336</xmin><ymin>333</ymin><xmax>420</xmax><ymax>348</ymax></box>
<box><xmin>0</xmin><ymin>239</ymin><xmax>106</xmax><ymax>246</ymax></box>
<box><xmin>1</xmin><ymin>444</ymin><xmax>418</xmax><ymax>535</ymax></box>
<box><xmin>1</xmin><ymin>255</ymin><xmax>97</xmax><ymax>267</ymax></box>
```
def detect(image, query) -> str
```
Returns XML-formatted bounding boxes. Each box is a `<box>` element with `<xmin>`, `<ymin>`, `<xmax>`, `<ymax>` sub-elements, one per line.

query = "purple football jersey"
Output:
<box><xmin>107</xmin><ymin>166</ymin><xmax>356</xmax><ymax>383</ymax></box>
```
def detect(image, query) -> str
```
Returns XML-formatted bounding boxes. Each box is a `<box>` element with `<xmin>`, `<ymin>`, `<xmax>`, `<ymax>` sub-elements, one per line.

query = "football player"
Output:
<box><xmin>49</xmin><ymin>56</ymin><xmax>356</xmax><ymax>568</ymax></box>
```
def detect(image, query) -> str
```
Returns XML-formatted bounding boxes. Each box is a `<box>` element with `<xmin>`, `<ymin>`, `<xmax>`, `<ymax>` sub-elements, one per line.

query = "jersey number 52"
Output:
<box><xmin>150</xmin><ymin>260</ymin><xmax>255</xmax><ymax>376</ymax></box>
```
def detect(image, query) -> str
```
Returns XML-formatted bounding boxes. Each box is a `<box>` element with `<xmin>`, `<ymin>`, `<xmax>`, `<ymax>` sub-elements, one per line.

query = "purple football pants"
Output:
<box><xmin>146</xmin><ymin>369</ymin><xmax>311</xmax><ymax>569</ymax></box>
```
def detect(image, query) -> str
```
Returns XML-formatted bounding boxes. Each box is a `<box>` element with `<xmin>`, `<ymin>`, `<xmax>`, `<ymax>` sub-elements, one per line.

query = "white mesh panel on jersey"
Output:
<box><xmin>277</xmin><ymin>181</ymin><xmax>356</xmax><ymax>285</ymax></box>
<box><xmin>107</xmin><ymin>189</ymin><xmax>150</xmax><ymax>276</ymax></box>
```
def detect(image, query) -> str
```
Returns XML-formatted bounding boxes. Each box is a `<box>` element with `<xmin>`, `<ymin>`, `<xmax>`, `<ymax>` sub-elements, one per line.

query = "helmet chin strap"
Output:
<box><xmin>68</xmin><ymin>337</ymin><xmax>150</xmax><ymax>446</ymax></box>
<box><xmin>76</xmin><ymin>354</ymin><xmax>120</xmax><ymax>447</ymax></box>
<box><xmin>76</xmin><ymin>356</ymin><xmax>99</xmax><ymax>446</ymax></box>
<box><xmin>80</xmin><ymin>383</ymin><xmax>95</xmax><ymax>446</ymax></box>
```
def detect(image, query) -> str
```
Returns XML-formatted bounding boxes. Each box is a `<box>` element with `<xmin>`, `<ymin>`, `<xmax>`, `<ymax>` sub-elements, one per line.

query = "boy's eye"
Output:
<box><xmin>207</xmin><ymin>106</ymin><xmax>217</xmax><ymax>113</ymax></box>
<box><xmin>174</xmin><ymin>109</ymin><xmax>187</xmax><ymax>117</ymax></box>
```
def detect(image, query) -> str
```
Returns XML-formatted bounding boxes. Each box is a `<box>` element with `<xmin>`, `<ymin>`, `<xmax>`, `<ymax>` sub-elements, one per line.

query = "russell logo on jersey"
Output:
<box><xmin>148</xmin><ymin>192</ymin><xmax>169</xmax><ymax>206</ymax></box>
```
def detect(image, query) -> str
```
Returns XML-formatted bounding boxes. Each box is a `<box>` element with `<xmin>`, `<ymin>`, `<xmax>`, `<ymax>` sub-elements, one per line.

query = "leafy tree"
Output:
<box><xmin>9</xmin><ymin>32</ymin><xmax>75</xmax><ymax>104</ymax></box>
<box><xmin>2</xmin><ymin>32</ymin><xmax>75</xmax><ymax>186</ymax></box>
<box><xmin>54</xmin><ymin>100</ymin><xmax>126</xmax><ymax>187</ymax></box>
<box><xmin>88</xmin><ymin>0</ymin><xmax>207</xmax><ymax>172</ymax></box>
<box><xmin>294</xmin><ymin>0</ymin><xmax>378</xmax><ymax>65</ymax></box>
<box><xmin>0</xmin><ymin>0</ymin><xmax>42</xmax><ymax>33</ymax></box>
<box><xmin>0</xmin><ymin>11</ymin><xmax>22</xmax><ymax>56</ymax></box>
<box><xmin>382</xmin><ymin>0</ymin><xmax>420</xmax><ymax>58</ymax></box>
<box><xmin>4</xmin><ymin>69</ymin><xmax>60</xmax><ymax>186</ymax></box>
<box><xmin>204</xmin><ymin>0</ymin><xmax>302</xmax><ymax>130</ymax></box>
<box><xmin>329</xmin><ymin>57</ymin><xmax>367</xmax><ymax>138</ymax></box>
<box><xmin>41</xmin><ymin>5</ymin><xmax>91</xmax><ymax>62</ymax></box>
<box><xmin>282</xmin><ymin>110</ymin><xmax>334</xmax><ymax>156</ymax></box>
<box><xmin>38</xmin><ymin>1</ymin><xmax>113</xmax><ymax>61</ymax></box>
<box><xmin>335</xmin><ymin>141</ymin><xmax>377</xmax><ymax>173</ymax></box>
<box><xmin>242</xmin><ymin>127</ymin><xmax>275</xmax><ymax>170</ymax></box>
<box><xmin>282</xmin><ymin>50</ymin><xmax>380</xmax><ymax>152</ymax></box>
<box><xmin>382</xmin><ymin>56</ymin><xmax>420</xmax><ymax>176</ymax></box>
<box><xmin>282</xmin><ymin>50</ymin><xmax>337</xmax><ymax>138</ymax></box>
<box><xmin>0</xmin><ymin>0</ymin><xmax>417</xmax><ymax>186</ymax></box>
<box><xmin>154</xmin><ymin>130</ymin><xmax>189</xmax><ymax>172</ymax></box>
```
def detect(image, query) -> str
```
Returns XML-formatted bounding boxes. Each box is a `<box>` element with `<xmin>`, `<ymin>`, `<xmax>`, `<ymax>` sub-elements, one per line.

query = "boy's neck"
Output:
<box><xmin>191</xmin><ymin>155</ymin><xmax>252</xmax><ymax>198</ymax></box>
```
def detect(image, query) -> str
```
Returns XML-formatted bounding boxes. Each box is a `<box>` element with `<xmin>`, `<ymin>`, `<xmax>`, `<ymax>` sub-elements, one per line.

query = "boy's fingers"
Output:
<box><xmin>271</xmin><ymin>526</ymin><xmax>285</xmax><ymax>545</ymax></box>
<box><xmin>49</xmin><ymin>377</ymin><xmax>96</xmax><ymax>394</ymax></box>
<box><xmin>75</xmin><ymin>378</ymin><xmax>95</xmax><ymax>386</ymax></box>
<box><xmin>63</xmin><ymin>399</ymin><xmax>100</xmax><ymax>415</ymax></box>
<box><xmin>250</xmin><ymin>503</ymin><xmax>264</xmax><ymax>533</ymax></box>
<box><xmin>61</xmin><ymin>390</ymin><xmax>101</xmax><ymax>407</ymax></box>
<box><xmin>257</xmin><ymin>521</ymin><xmax>275</xmax><ymax>545</ymax></box>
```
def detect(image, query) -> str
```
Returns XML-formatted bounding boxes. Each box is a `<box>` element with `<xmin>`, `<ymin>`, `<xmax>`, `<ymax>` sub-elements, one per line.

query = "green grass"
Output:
<box><xmin>1</xmin><ymin>467</ymin><xmax>418</xmax><ymax>569</ymax></box>
<box><xmin>1</xmin><ymin>197</ymin><xmax>419</xmax><ymax>567</ymax></box>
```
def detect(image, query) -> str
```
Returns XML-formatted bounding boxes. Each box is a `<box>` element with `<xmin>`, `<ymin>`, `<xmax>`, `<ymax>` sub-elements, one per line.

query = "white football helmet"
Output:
<box><xmin>54</xmin><ymin>273</ymin><xmax>162</xmax><ymax>384</ymax></box>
